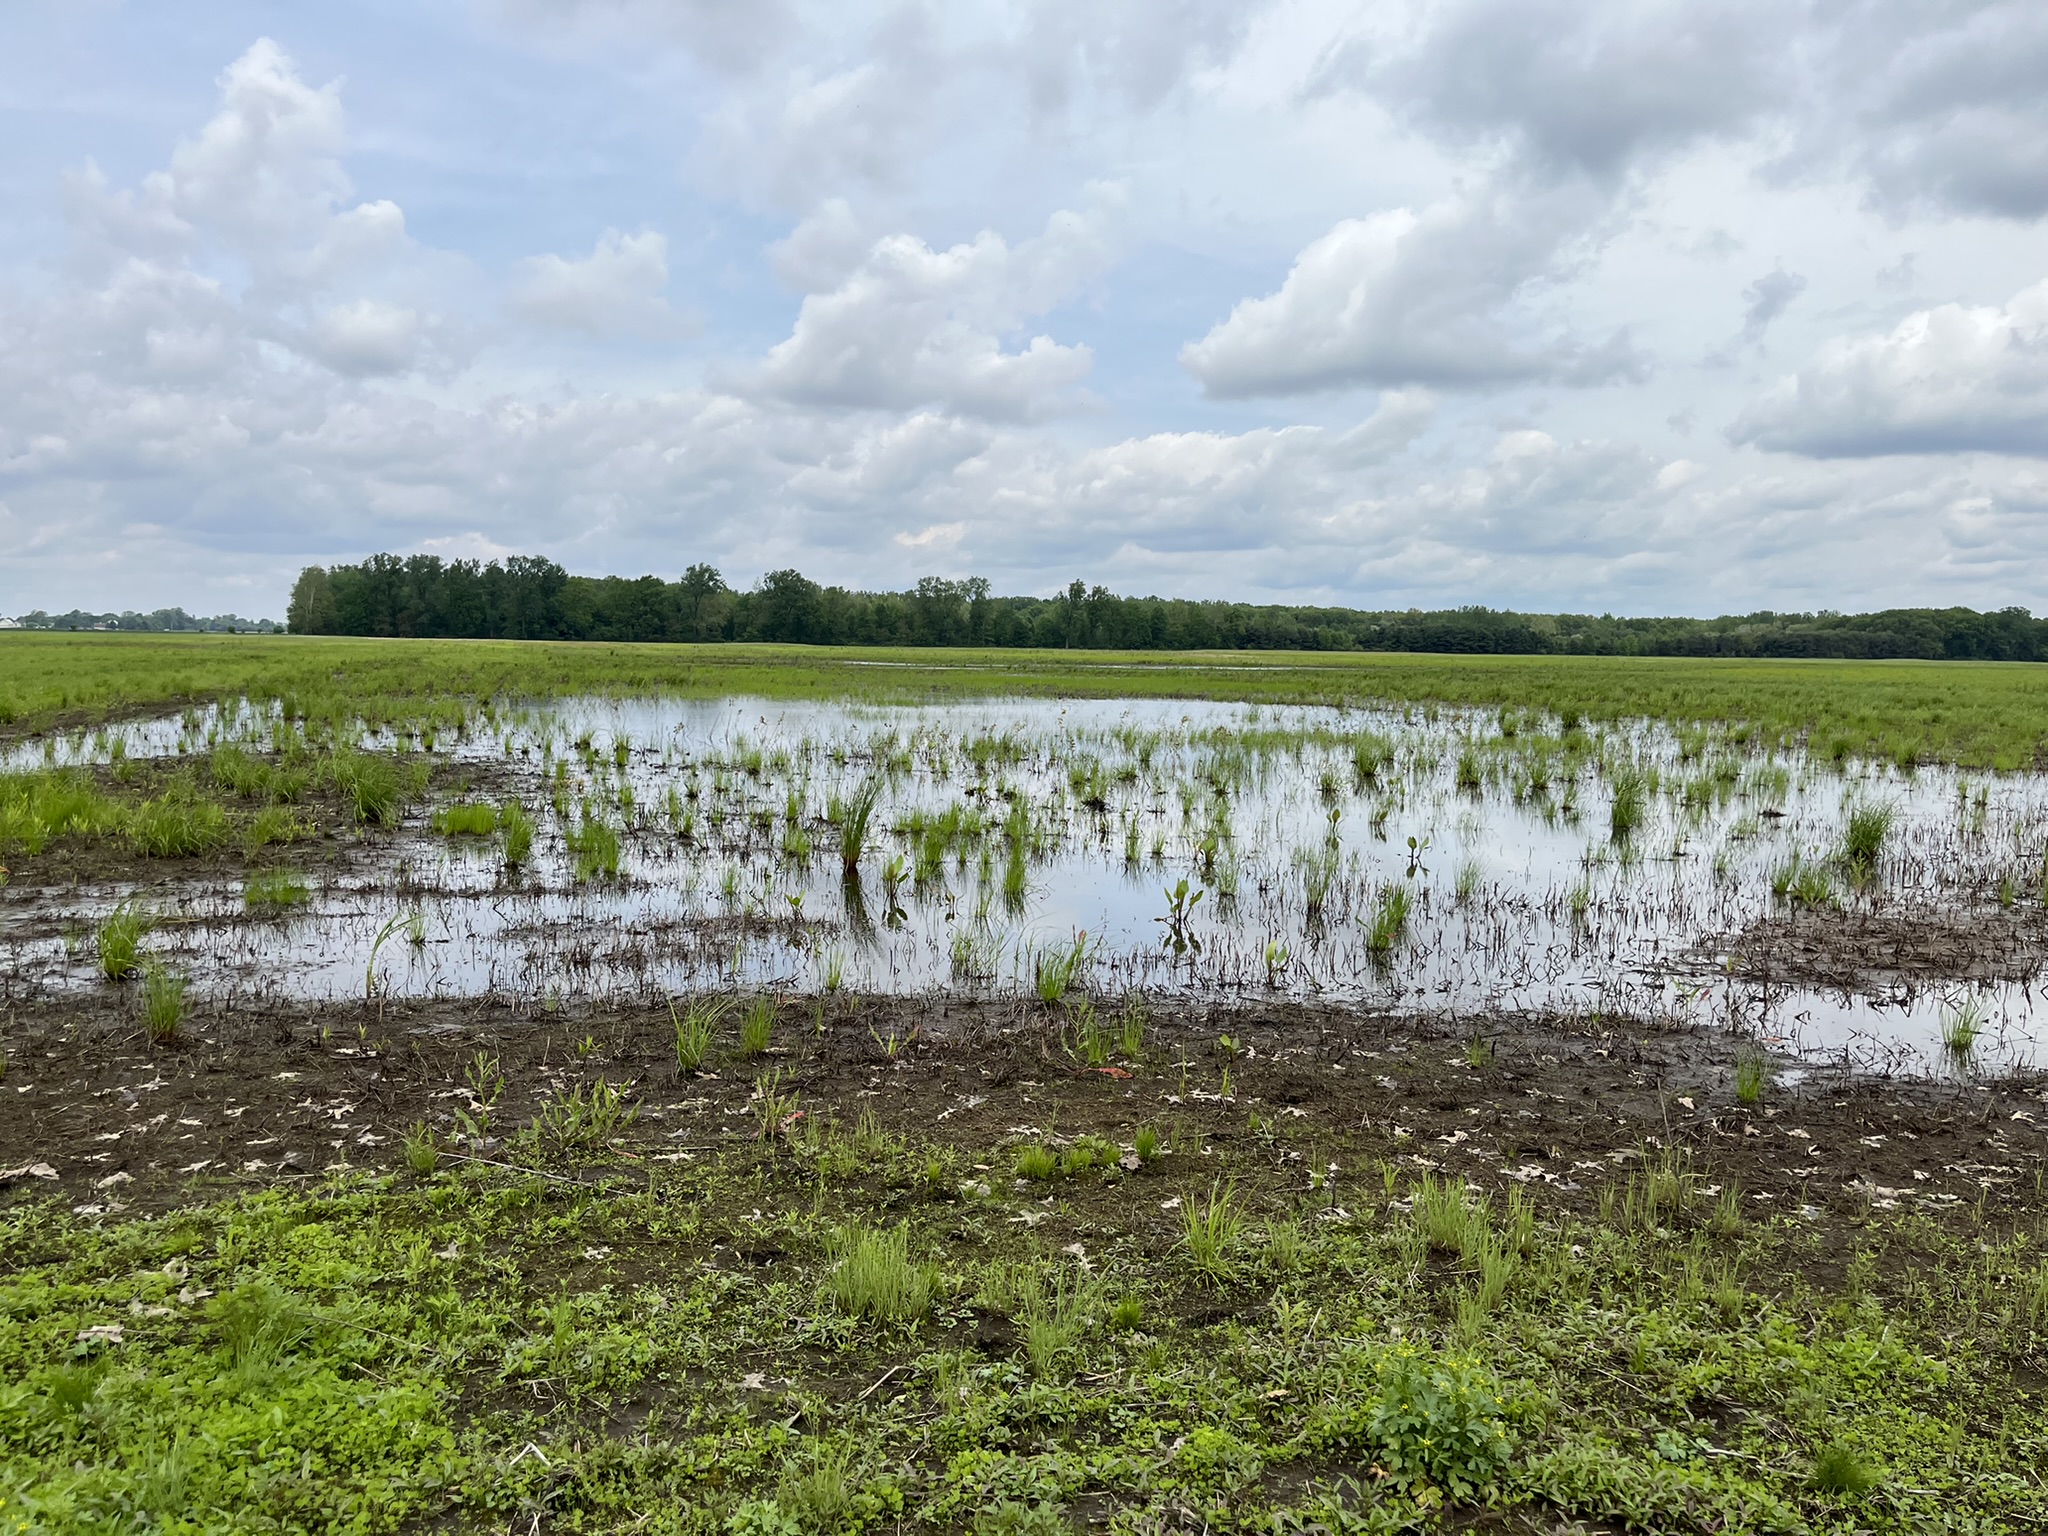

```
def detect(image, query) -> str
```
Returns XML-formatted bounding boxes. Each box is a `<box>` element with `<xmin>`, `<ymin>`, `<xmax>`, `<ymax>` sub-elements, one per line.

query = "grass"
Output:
<box><xmin>242</xmin><ymin>868</ymin><xmax>310</xmax><ymax>909</ymax></box>
<box><xmin>96</xmin><ymin>901</ymin><xmax>152</xmax><ymax>979</ymax></box>
<box><xmin>1608</xmin><ymin>770</ymin><xmax>1647</xmax><ymax>843</ymax></box>
<box><xmin>140</xmin><ymin>960</ymin><xmax>187</xmax><ymax>1043</ymax></box>
<box><xmin>566</xmin><ymin>814</ymin><xmax>621</xmax><ymax>881</ymax></box>
<box><xmin>828</xmin><ymin>1225</ymin><xmax>935</xmax><ymax>1324</ymax></box>
<box><xmin>671</xmin><ymin>996</ymin><xmax>729</xmax><ymax>1072</ymax></box>
<box><xmin>1840</xmin><ymin>801</ymin><xmax>1894</xmax><ymax>881</ymax></box>
<box><xmin>499</xmin><ymin>799</ymin><xmax>534</xmax><ymax>866</ymax></box>
<box><xmin>1032</xmin><ymin>932</ymin><xmax>1091</xmax><ymax>1004</ymax></box>
<box><xmin>838</xmin><ymin>773</ymin><xmax>883</xmax><ymax>875</ymax></box>
<box><xmin>9</xmin><ymin>633</ymin><xmax>2048</xmax><ymax>768</ymax></box>
<box><xmin>125</xmin><ymin>791</ymin><xmax>228</xmax><ymax>857</ymax></box>
<box><xmin>430</xmin><ymin>801</ymin><xmax>499</xmax><ymax>836</ymax></box>
<box><xmin>738</xmin><ymin>996</ymin><xmax>774</xmax><ymax>1057</ymax></box>
<box><xmin>1940</xmin><ymin>997</ymin><xmax>1983</xmax><ymax>1055</ymax></box>
<box><xmin>1179</xmin><ymin>1177</ymin><xmax>1241</xmax><ymax>1281</ymax></box>
<box><xmin>1365</xmin><ymin>882</ymin><xmax>1412</xmax><ymax>954</ymax></box>
<box><xmin>1735</xmin><ymin>1048</ymin><xmax>1770</xmax><ymax>1104</ymax></box>
<box><xmin>0</xmin><ymin>1090</ymin><xmax>2038</xmax><ymax>1534</ymax></box>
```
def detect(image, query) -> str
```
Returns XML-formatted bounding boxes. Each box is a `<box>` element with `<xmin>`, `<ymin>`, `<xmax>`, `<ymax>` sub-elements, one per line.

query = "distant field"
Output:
<box><xmin>5</xmin><ymin>630</ymin><xmax>2047</xmax><ymax>767</ymax></box>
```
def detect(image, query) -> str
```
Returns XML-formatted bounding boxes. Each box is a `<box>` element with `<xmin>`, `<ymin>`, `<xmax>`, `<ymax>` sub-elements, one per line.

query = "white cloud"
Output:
<box><xmin>738</xmin><ymin>194</ymin><xmax>1121</xmax><ymax>419</ymax></box>
<box><xmin>1313</xmin><ymin>0</ymin><xmax>1787</xmax><ymax>183</ymax></box>
<box><xmin>509</xmin><ymin>229</ymin><xmax>685</xmax><ymax>336</ymax></box>
<box><xmin>300</xmin><ymin>299</ymin><xmax>424</xmax><ymax>376</ymax></box>
<box><xmin>1179</xmin><ymin>190</ymin><xmax>1640</xmax><ymax>396</ymax></box>
<box><xmin>771</xmin><ymin>199</ymin><xmax>870</xmax><ymax>293</ymax></box>
<box><xmin>1729</xmin><ymin>278</ymin><xmax>2048</xmax><ymax>457</ymax></box>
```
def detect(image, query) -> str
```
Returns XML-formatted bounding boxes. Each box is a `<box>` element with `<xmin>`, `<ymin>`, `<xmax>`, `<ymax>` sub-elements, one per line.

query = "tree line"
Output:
<box><xmin>10</xmin><ymin>607</ymin><xmax>281</xmax><ymax>634</ymax></box>
<box><xmin>283</xmin><ymin>554</ymin><xmax>2048</xmax><ymax>661</ymax></box>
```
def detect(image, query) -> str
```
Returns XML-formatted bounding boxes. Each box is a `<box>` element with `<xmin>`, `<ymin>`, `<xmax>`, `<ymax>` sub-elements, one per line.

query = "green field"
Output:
<box><xmin>6</xmin><ymin>631</ymin><xmax>2048</xmax><ymax>767</ymax></box>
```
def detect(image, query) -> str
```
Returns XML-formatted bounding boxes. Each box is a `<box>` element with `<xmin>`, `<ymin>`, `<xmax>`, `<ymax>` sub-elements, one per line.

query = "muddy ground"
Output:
<box><xmin>6</xmin><ymin>990</ymin><xmax>2042</xmax><ymax>1245</ymax></box>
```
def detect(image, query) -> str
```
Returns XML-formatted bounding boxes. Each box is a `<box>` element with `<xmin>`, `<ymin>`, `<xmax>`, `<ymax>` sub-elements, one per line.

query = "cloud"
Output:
<box><xmin>1020</xmin><ymin>0</ymin><xmax>1253</xmax><ymax>118</ymax></box>
<box><xmin>1310</xmin><ymin>0</ymin><xmax>1787</xmax><ymax>184</ymax></box>
<box><xmin>770</xmin><ymin>199</ymin><xmax>870</xmax><ymax>293</ymax></box>
<box><xmin>1739</xmin><ymin>268</ymin><xmax>1806</xmax><ymax>344</ymax></box>
<box><xmin>1729</xmin><ymin>278</ymin><xmax>2048</xmax><ymax>457</ymax></box>
<box><xmin>301</xmin><ymin>299</ymin><xmax>425</xmax><ymax>375</ymax></box>
<box><xmin>1811</xmin><ymin>0</ymin><xmax>2048</xmax><ymax>219</ymax></box>
<box><xmin>1179</xmin><ymin>190</ymin><xmax>1641</xmax><ymax>396</ymax></box>
<box><xmin>696</xmin><ymin>9</ymin><xmax>939</xmax><ymax>208</ymax></box>
<box><xmin>489</xmin><ymin>0</ymin><xmax>797</xmax><ymax>75</ymax></box>
<box><xmin>509</xmin><ymin>229</ymin><xmax>686</xmax><ymax>336</ymax></box>
<box><xmin>737</xmin><ymin>194</ymin><xmax>1121</xmax><ymax>419</ymax></box>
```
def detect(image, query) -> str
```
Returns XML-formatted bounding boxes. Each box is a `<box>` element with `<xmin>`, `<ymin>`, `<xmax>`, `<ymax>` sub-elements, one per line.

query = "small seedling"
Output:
<box><xmin>402</xmin><ymin>1121</ymin><xmax>439</xmax><ymax>1175</ymax></box>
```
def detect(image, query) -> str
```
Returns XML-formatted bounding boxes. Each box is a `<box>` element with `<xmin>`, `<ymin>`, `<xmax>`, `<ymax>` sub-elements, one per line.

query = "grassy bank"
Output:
<box><xmin>6</xmin><ymin>631</ymin><xmax>2048</xmax><ymax>767</ymax></box>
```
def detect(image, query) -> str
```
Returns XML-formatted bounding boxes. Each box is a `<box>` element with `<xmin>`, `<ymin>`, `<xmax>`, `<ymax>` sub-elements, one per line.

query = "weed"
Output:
<box><xmin>1133</xmin><ymin>1125</ymin><xmax>1162</xmax><ymax>1163</ymax></box>
<box><xmin>1811</xmin><ymin>1442</ymin><xmax>1879</xmax><ymax>1495</ymax></box>
<box><xmin>739</xmin><ymin>996</ymin><xmax>775</xmax><ymax>1056</ymax></box>
<box><xmin>1940</xmin><ymin>997</ymin><xmax>1983</xmax><ymax>1055</ymax></box>
<box><xmin>430</xmin><ymin>801</ymin><xmax>498</xmax><ymax>836</ymax></box>
<box><xmin>828</xmin><ymin>1223</ymin><xmax>934</xmax><ymax>1323</ymax></box>
<box><xmin>98</xmin><ymin>902</ymin><xmax>153</xmax><ymax>979</ymax></box>
<box><xmin>522</xmin><ymin>1077</ymin><xmax>639</xmax><ymax>1156</ymax></box>
<box><xmin>140</xmin><ymin>961</ymin><xmax>187</xmax><ymax>1044</ymax></box>
<box><xmin>1735</xmin><ymin>1048</ymin><xmax>1769</xmax><ymax>1104</ymax></box>
<box><xmin>1356</xmin><ymin>1344</ymin><xmax>1512</xmax><ymax>1498</ymax></box>
<box><xmin>401</xmin><ymin>1122</ymin><xmax>439</xmax><ymax>1176</ymax></box>
<box><xmin>1179</xmin><ymin>1177</ymin><xmax>1241</xmax><ymax>1281</ymax></box>
<box><xmin>671</xmin><ymin>996</ymin><xmax>729</xmax><ymax>1072</ymax></box>
<box><xmin>499</xmin><ymin>799</ymin><xmax>534</xmax><ymax>866</ymax></box>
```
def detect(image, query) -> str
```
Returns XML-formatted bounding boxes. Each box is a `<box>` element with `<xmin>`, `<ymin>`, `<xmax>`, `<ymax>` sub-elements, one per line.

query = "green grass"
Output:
<box><xmin>566</xmin><ymin>814</ymin><xmax>621</xmax><ymax>882</ymax></box>
<box><xmin>96</xmin><ymin>902</ymin><xmax>152</xmax><ymax>979</ymax></box>
<box><xmin>430</xmin><ymin>801</ymin><xmax>499</xmax><ymax>836</ymax></box>
<box><xmin>0</xmin><ymin>1117</ymin><xmax>2040</xmax><ymax>1534</ymax></box>
<box><xmin>139</xmin><ymin>961</ymin><xmax>187</xmax><ymax>1044</ymax></box>
<box><xmin>242</xmin><ymin>869</ymin><xmax>310</xmax><ymax>910</ymax></box>
<box><xmin>498</xmin><ymin>800</ymin><xmax>534</xmax><ymax>866</ymax></box>
<box><xmin>827</xmin><ymin>1223</ymin><xmax>935</xmax><ymax>1324</ymax></box>
<box><xmin>9</xmin><ymin>633</ymin><xmax>2048</xmax><ymax>767</ymax></box>
<box><xmin>125</xmin><ymin>792</ymin><xmax>228</xmax><ymax>857</ymax></box>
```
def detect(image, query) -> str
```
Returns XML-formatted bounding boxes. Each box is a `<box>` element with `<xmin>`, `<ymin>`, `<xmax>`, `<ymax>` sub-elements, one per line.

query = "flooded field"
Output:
<box><xmin>5</xmin><ymin>655</ymin><xmax>2046</xmax><ymax>1535</ymax></box>
<box><xmin>7</xmin><ymin>693</ymin><xmax>2045</xmax><ymax>1075</ymax></box>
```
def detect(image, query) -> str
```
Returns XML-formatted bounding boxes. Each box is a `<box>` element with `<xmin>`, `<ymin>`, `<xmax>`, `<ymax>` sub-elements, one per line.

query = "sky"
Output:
<box><xmin>3</xmin><ymin>1</ymin><xmax>2047</xmax><ymax>620</ymax></box>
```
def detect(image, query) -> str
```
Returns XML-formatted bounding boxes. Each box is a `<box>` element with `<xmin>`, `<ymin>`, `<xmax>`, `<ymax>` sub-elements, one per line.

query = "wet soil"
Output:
<box><xmin>1713</xmin><ymin>902</ymin><xmax>2048</xmax><ymax>991</ymax></box>
<box><xmin>6</xmin><ymin>991</ymin><xmax>2042</xmax><ymax>1236</ymax></box>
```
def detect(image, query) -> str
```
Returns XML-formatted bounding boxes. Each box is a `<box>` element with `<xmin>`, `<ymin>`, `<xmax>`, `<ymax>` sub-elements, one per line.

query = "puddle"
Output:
<box><xmin>7</xmin><ymin>694</ymin><xmax>2047</xmax><ymax>1077</ymax></box>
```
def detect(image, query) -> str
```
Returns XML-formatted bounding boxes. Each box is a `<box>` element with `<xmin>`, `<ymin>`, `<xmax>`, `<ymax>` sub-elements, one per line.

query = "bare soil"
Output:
<box><xmin>6</xmin><ymin>991</ymin><xmax>2041</xmax><ymax>1242</ymax></box>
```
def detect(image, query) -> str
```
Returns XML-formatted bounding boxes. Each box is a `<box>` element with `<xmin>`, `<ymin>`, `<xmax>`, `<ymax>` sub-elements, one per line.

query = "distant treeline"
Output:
<box><xmin>284</xmin><ymin>554</ymin><xmax>2048</xmax><ymax>661</ymax></box>
<box><xmin>11</xmin><ymin>608</ymin><xmax>281</xmax><ymax>634</ymax></box>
